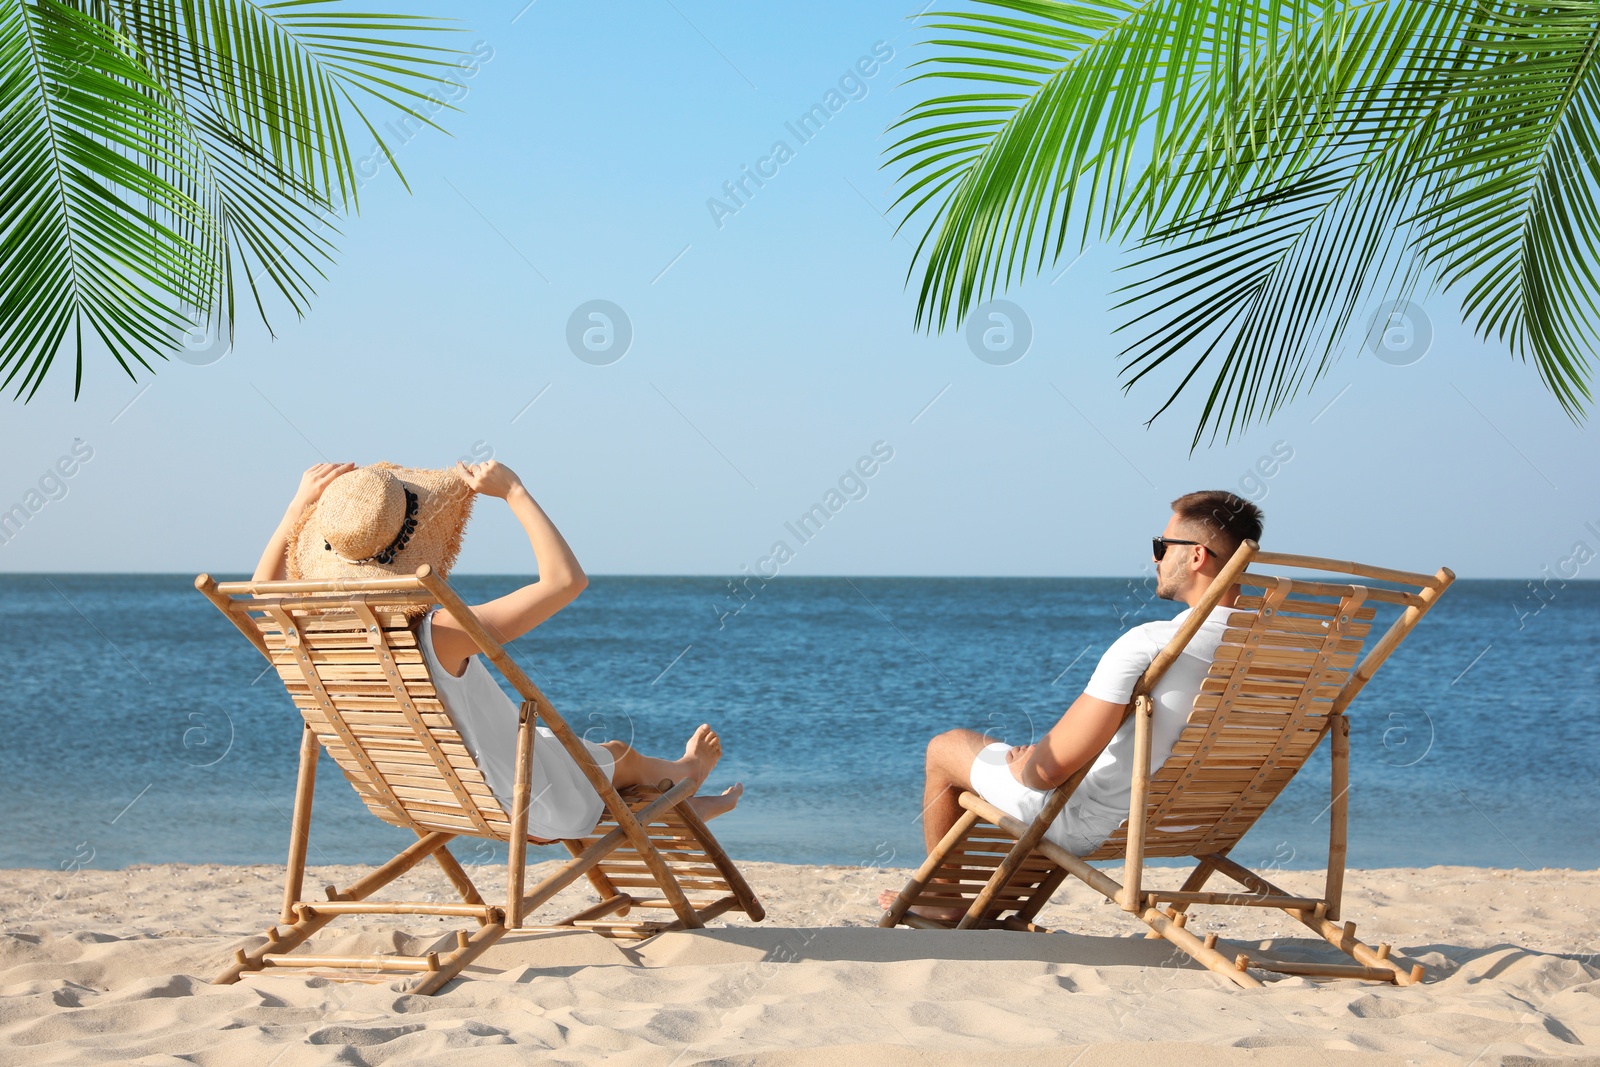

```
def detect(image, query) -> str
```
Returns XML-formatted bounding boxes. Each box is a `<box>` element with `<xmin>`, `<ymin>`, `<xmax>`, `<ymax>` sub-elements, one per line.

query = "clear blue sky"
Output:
<box><xmin>0</xmin><ymin>0</ymin><xmax>1594</xmax><ymax>579</ymax></box>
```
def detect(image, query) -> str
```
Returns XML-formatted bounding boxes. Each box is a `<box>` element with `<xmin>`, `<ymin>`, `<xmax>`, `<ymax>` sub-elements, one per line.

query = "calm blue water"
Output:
<box><xmin>2</xmin><ymin>575</ymin><xmax>1595</xmax><ymax>873</ymax></box>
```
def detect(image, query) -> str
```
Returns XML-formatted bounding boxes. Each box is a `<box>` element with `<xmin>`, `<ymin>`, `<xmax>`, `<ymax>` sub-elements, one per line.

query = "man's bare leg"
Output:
<box><xmin>878</xmin><ymin>728</ymin><xmax>998</xmax><ymax>920</ymax></box>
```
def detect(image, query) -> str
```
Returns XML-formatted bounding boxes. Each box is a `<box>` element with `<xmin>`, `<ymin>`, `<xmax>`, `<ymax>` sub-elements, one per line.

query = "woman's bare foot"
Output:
<box><xmin>688</xmin><ymin>782</ymin><xmax>742</xmax><ymax>821</ymax></box>
<box><xmin>682</xmin><ymin>723</ymin><xmax>722</xmax><ymax>787</ymax></box>
<box><xmin>876</xmin><ymin>887</ymin><xmax>965</xmax><ymax>923</ymax></box>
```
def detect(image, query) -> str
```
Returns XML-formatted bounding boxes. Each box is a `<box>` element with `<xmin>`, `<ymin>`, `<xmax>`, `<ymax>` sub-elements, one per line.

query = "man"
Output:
<box><xmin>879</xmin><ymin>490</ymin><xmax>1264</xmax><ymax>919</ymax></box>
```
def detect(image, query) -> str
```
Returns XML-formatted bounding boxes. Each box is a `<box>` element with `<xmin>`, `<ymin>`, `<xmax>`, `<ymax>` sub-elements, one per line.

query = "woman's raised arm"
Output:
<box><xmin>428</xmin><ymin>460</ymin><xmax>587</xmax><ymax>675</ymax></box>
<box><xmin>252</xmin><ymin>462</ymin><xmax>356</xmax><ymax>582</ymax></box>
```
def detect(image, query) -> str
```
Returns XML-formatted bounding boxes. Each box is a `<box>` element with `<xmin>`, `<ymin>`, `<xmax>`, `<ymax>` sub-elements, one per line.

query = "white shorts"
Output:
<box><xmin>969</xmin><ymin>743</ymin><xmax>1124</xmax><ymax>857</ymax></box>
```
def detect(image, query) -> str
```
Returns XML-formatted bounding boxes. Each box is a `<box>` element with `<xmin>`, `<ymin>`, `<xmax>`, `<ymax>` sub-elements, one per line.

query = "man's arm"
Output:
<box><xmin>1007</xmin><ymin>691</ymin><xmax>1130</xmax><ymax>791</ymax></box>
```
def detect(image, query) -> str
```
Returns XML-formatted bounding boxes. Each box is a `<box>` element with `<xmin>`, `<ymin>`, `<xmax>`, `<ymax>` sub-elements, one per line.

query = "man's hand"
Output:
<box><xmin>456</xmin><ymin>460</ymin><xmax>523</xmax><ymax>499</ymax></box>
<box><xmin>1005</xmin><ymin>743</ymin><xmax>1037</xmax><ymax>784</ymax></box>
<box><xmin>290</xmin><ymin>462</ymin><xmax>355</xmax><ymax>516</ymax></box>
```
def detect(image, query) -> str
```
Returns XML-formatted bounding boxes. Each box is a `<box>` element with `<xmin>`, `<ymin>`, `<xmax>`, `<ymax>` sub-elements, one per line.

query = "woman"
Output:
<box><xmin>253</xmin><ymin>459</ymin><xmax>742</xmax><ymax>838</ymax></box>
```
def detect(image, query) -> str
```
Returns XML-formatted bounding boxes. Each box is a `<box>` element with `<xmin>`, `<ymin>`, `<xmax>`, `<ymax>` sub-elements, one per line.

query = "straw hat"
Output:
<box><xmin>286</xmin><ymin>463</ymin><xmax>475</xmax><ymax>584</ymax></box>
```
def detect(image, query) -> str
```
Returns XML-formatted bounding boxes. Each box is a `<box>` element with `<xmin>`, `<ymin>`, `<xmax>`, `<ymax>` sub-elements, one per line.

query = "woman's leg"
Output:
<box><xmin>602</xmin><ymin>723</ymin><xmax>721</xmax><ymax>789</ymax></box>
<box><xmin>600</xmin><ymin>724</ymin><xmax>744</xmax><ymax>821</ymax></box>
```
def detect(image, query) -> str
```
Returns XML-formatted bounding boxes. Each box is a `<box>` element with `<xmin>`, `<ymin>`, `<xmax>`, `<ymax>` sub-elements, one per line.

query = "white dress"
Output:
<box><xmin>419</xmin><ymin>612</ymin><xmax>615</xmax><ymax>840</ymax></box>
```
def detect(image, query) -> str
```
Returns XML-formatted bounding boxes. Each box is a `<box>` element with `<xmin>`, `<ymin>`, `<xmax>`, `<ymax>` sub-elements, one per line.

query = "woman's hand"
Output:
<box><xmin>289</xmin><ymin>462</ymin><xmax>355</xmax><ymax>516</ymax></box>
<box><xmin>456</xmin><ymin>460</ymin><xmax>523</xmax><ymax>499</ymax></box>
<box><xmin>255</xmin><ymin>461</ymin><xmax>354</xmax><ymax>583</ymax></box>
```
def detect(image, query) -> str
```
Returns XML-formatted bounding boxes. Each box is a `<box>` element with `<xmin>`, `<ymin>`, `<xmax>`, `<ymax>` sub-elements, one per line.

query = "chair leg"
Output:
<box><xmin>672</xmin><ymin>793</ymin><xmax>766</xmax><ymax>922</ymax></box>
<box><xmin>879</xmin><ymin>809</ymin><xmax>979</xmax><ymax>928</ymax></box>
<box><xmin>505</xmin><ymin>703</ymin><xmax>536</xmax><ymax>928</ymax></box>
<box><xmin>216</xmin><ymin>832</ymin><xmax>460</xmax><ymax>986</ymax></box>
<box><xmin>1325</xmin><ymin>715</ymin><xmax>1351</xmax><ymax>922</ymax></box>
<box><xmin>407</xmin><ymin>922</ymin><xmax>507</xmax><ymax>996</ymax></box>
<box><xmin>1137</xmin><ymin>910</ymin><xmax>1262</xmax><ymax>990</ymax></box>
<box><xmin>1296</xmin><ymin>911</ymin><xmax>1424</xmax><ymax>985</ymax></box>
<box><xmin>600</xmin><ymin>788</ymin><xmax>701</xmax><ymax>929</ymax></box>
<box><xmin>1146</xmin><ymin>858</ymin><xmax>1220</xmax><ymax>938</ymax></box>
<box><xmin>430</xmin><ymin>843</ymin><xmax>486</xmax><ymax>909</ymax></box>
<box><xmin>562</xmin><ymin>838</ymin><xmax>627</xmax><ymax>911</ymax></box>
<box><xmin>520</xmin><ymin>782</ymin><xmax>697</xmax><ymax>919</ymax></box>
<box><xmin>280</xmin><ymin>724</ymin><xmax>320</xmax><ymax>925</ymax></box>
<box><xmin>969</xmin><ymin>798</ymin><xmax>1261</xmax><ymax>988</ymax></box>
<box><xmin>1012</xmin><ymin>866</ymin><xmax>1069</xmax><ymax>926</ymax></box>
<box><xmin>1204</xmin><ymin>853</ymin><xmax>1421</xmax><ymax>985</ymax></box>
<box><xmin>958</xmin><ymin>790</ymin><xmax>1072</xmax><ymax>930</ymax></box>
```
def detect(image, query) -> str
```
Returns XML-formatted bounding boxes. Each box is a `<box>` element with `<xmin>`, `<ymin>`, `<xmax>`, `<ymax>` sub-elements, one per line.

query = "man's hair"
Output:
<box><xmin>1170</xmin><ymin>490</ymin><xmax>1264</xmax><ymax>560</ymax></box>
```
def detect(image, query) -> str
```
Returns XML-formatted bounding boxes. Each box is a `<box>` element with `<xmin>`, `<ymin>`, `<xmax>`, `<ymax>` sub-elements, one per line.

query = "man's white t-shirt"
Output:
<box><xmin>1070</xmin><ymin>603</ymin><xmax>1240</xmax><ymax>825</ymax></box>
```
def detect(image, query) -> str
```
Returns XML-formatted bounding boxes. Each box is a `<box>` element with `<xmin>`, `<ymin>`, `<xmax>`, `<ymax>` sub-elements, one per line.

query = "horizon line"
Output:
<box><xmin>0</xmin><ymin>570</ymin><xmax>1591</xmax><ymax>583</ymax></box>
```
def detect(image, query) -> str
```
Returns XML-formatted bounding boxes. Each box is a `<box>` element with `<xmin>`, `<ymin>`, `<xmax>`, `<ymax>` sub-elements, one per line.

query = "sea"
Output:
<box><xmin>2</xmin><ymin>574</ymin><xmax>1595</xmax><ymax>874</ymax></box>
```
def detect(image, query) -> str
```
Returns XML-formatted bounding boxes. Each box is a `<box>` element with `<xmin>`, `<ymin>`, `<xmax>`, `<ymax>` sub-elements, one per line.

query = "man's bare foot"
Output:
<box><xmin>876</xmin><ymin>887</ymin><xmax>965</xmax><ymax>923</ymax></box>
<box><xmin>688</xmin><ymin>783</ymin><xmax>742</xmax><ymax>821</ymax></box>
<box><xmin>682</xmin><ymin>723</ymin><xmax>722</xmax><ymax>787</ymax></box>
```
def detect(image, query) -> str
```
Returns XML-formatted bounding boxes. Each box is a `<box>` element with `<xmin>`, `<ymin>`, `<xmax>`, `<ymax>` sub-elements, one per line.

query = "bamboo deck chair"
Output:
<box><xmin>880</xmin><ymin>543</ymin><xmax>1453</xmax><ymax>989</ymax></box>
<box><xmin>195</xmin><ymin>565</ymin><xmax>764</xmax><ymax>995</ymax></box>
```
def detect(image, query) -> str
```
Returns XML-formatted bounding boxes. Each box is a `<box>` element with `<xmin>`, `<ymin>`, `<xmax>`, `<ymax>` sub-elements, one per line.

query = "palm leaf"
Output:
<box><xmin>0</xmin><ymin>0</ymin><xmax>461</xmax><ymax>400</ymax></box>
<box><xmin>887</xmin><ymin>0</ymin><xmax>1598</xmax><ymax>442</ymax></box>
<box><xmin>1410</xmin><ymin>0</ymin><xmax>1600</xmax><ymax>416</ymax></box>
<box><xmin>0</xmin><ymin>0</ymin><xmax>219</xmax><ymax>398</ymax></box>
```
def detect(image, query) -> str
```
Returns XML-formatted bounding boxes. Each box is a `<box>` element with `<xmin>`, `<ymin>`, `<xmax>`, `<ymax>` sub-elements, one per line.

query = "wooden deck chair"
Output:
<box><xmin>880</xmin><ymin>542</ymin><xmax>1454</xmax><ymax>989</ymax></box>
<box><xmin>195</xmin><ymin>565</ymin><xmax>764</xmax><ymax>995</ymax></box>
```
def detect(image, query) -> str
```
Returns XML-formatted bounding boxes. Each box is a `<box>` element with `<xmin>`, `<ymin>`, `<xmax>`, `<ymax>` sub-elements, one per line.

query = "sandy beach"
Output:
<box><xmin>2</xmin><ymin>859</ymin><xmax>1595</xmax><ymax>1065</ymax></box>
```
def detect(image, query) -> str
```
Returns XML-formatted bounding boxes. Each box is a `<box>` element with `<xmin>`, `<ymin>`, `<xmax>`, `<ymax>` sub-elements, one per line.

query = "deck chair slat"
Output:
<box><xmin>271</xmin><ymin>635</ymin><xmax>426</xmax><ymax>655</ymax></box>
<box><xmin>291</xmin><ymin>693</ymin><xmax>444</xmax><ymax>711</ymax></box>
<box><xmin>1198</xmin><ymin>683</ymin><xmax>1345</xmax><ymax>703</ymax></box>
<box><xmin>275</xmin><ymin>650</ymin><xmax>430</xmax><ymax>671</ymax></box>
<box><xmin>254</xmin><ymin>607</ymin><xmax>419</xmax><ymax>630</ymax></box>
<box><xmin>602</xmin><ymin>847</ymin><xmax>714</xmax><ymax>864</ymax></box>
<box><xmin>329</xmin><ymin>741</ymin><xmax>476</xmax><ymax>767</ymax></box>
<box><xmin>298</xmin><ymin>707</ymin><xmax>455</xmax><ymax>729</ymax></box>
<box><xmin>373</xmin><ymin>772</ymin><xmax>496</xmax><ymax>797</ymax></box>
<box><xmin>277</xmin><ymin>661</ymin><xmax>435</xmax><ymax>682</ymax></box>
<box><xmin>602</xmin><ymin>876</ymin><xmax>732</xmax><ymax>891</ymax></box>
<box><xmin>334</xmin><ymin>718</ymin><xmax>465</xmax><ymax>742</ymax></box>
<box><xmin>356</xmin><ymin>757</ymin><xmax>491</xmax><ymax>786</ymax></box>
<box><xmin>1189</xmin><ymin>697</ymin><xmax>1333</xmax><ymax>718</ymax></box>
<box><xmin>1211</xmin><ymin>646</ymin><xmax>1359</xmax><ymax>671</ymax></box>
<box><xmin>1225</xmin><ymin>615</ymin><xmax>1374</xmax><ymax>638</ymax></box>
<box><xmin>305</xmin><ymin>729</ymin><xmax>467</xmax><ymax>764</ymax></box>
<box><xmin>344</xmin><ymin>735</ymin><xmax>473</xmax><ymax>759</ymax></box>
<box><xmin>1231</xmin><ymin>595</ymin><xmax>1378</xmax><ymax>620</ymax></box>
<box><xmin>1219</xmin><ymin>628</ymin><xmax>1366</xmax><ymax>652</ymax></box>
<box><xmin>598</xmin><ymin>862</ymin><xmax>724</xmax><ymax>879</ymax></box>
<box><xmin>267</xmin><ymin>628</ymin><xmax>421</xmax><ymax>648</ymax></box>
<box><xmin>1184</xmin><ymin>708</ymin><xmax>1325</xmax><ymax>728</ymax></box>
<box><xmin>281</xmin><ymin>679</ymin><xmax>441</xmax><ymax>701</ymax></box>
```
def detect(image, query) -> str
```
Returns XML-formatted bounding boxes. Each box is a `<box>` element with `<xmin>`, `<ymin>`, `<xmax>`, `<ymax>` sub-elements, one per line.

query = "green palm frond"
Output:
<box><xmin>0</xmin><ymin>0</ymin><xmax>461</xmax><ymax>401</ymax></box>
<box><xmin>1117</xmin><ymin>151</ymin><xmax>1424</xmax><ymax>447</ymax></box>
<box><xmin>112</xmin><ymin>2</ymin><xmax>462</xmax><ymax>206</ymax></box>
<box><xmin>0</xmin><ymin>0</ymin><xmax>219</xmax><ymax>398</ymax></box>
<box><xmin>887</xmin><ymin>0</ymin><xmax>1598</xmax><ymax>443</ymax></box>
<box><xmin>1411</xmin><ymin>1</ymin><xmax>1600</xmax><ymax>416</ymax></box>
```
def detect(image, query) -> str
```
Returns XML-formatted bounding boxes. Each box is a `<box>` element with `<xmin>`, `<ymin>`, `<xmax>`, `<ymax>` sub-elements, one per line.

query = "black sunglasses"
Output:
<box><xmin>1152</xmin><ymin>536</ymin><xmax>1210</xmax><ymax>561</ymax></box>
